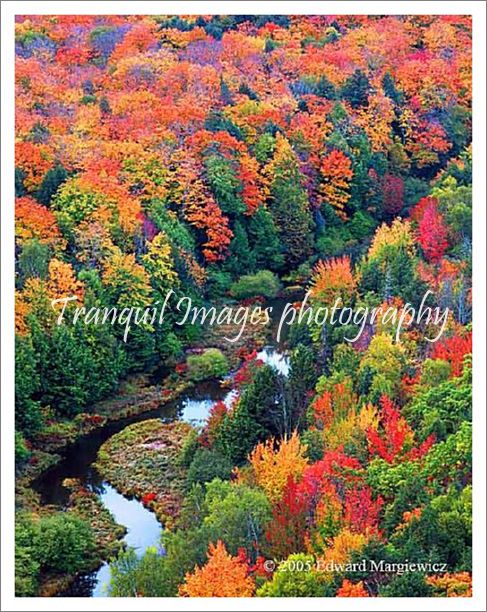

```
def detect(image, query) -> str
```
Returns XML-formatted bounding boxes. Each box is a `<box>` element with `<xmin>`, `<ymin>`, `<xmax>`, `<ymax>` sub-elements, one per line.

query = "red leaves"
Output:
<box><xmin>199</xmin><ymin>401</ymin><xmax>228</xmax><ymax>446</ymax></box>
<box><xmin>367</xmin><ymin>395</ymin><xmax>437</xmax><ymax>464</ymax></box>
<box><xmin>431</xmin><ymin>331</ymin><xmax>472</xmax><ymax>377</ymax></box>
<box><xmin>343</xmin><ymin>487</ymin><xmax>383</xmax><ymax>535</ymax></box>
<box><xmin>367</xmin><ymin>395</ymin><xmax>411</xmax><ymax>463</ymax></box>
<box><xmin>174</xmin><ymin>363</ymin><xmax>187</xmax><ymax>375</ymax></box>
<box><xmin>382</xmin><ymin>174</ymin><xmax>404</xmax><ymax>218</ymax></box>
<box><xmin>142</xmin><ymin>491</ymin><xmax>157</xmax><ymax>505</ymax></box>
<box><xmin>417</xmin><ymin>199</ymin><xmax>449</xmax><ymax>263</ymax></box>
<box><xmin>265</xmin><ymin>476</ymin><xmax>308</xmax><ymax>559</ymax></box>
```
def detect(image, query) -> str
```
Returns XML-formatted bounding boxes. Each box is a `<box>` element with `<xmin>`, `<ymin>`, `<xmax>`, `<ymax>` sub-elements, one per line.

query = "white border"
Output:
<box><xmin>1</xmin><ymin>2</ymin><xmax>485</xmax><ymax>611</ymax></box>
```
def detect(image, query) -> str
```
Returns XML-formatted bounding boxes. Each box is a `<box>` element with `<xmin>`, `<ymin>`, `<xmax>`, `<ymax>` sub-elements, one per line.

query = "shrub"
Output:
<box><xmin>35</xmin><ymin>513</ymin><xmax>96</xmax><ymax>573</ymax></box>
<box><xmin>379</xmin><ymin>572</ymin><xmax>433</xmax><ymax>597</ymax></box>
<box><xmin>15</xmin><ymin>431</ymin><xmax>30</xmax><ymax>467</ymax></box>
<box><xmin>230</xmin><ymin>270</ymin><xmax>281</xmax><ymax>300</ymax></box>
<box><xmin>186</xmin><ymin>348</ymin><xmax>229</xmax><ymax>382</ymax></box>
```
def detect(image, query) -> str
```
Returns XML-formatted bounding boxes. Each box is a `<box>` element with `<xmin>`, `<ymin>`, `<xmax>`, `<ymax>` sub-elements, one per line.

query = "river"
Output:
<box><xmin>33</xmin><ymin>341</ymin><xmax>290</xmax><ymax>597</ymax></box>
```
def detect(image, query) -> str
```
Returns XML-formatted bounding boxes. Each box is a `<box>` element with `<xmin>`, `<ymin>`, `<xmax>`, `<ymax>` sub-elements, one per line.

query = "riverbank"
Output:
<box><xmin>95</xmin><ymin>420</ymin><xmax>193</xmax><ymax>528</ymax></box>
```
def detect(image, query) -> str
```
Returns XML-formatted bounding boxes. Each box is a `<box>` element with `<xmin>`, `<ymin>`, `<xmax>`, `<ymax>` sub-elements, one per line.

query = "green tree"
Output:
<box><xmin>248</xmin><ymin>206</ymin><xmax>284</xmax><ymax>271</ymax></box>
<box><xmin>15</xmin><ymin>335</ymin><xmax>43</xmax><ymax>436</ymax></box>
<box><xmin>225</xmin><ymin>221</ymin><xmax>256</xmax><ymax>276</ymax></box>
<box><xmin>36</xmin><ymin>164</ymin><xmax>68</xmax><ymax>206</ymax></box>
<box><xmin>35</xmin><ymin>513</ymin><xmax>96</xmax><ymax>573</ymax></box>
<box><xmin>341</xmin><ymin>69</ymin><xmax>371</xmax><ymax>108</ymax></box>
<box><xmin>266</xmin><ymin>136</ymin><xmax>314</xmax><ymax>267</ymax></box>
<box><xmin>257</xmin><ymin>554</ymin><xmax>327</xmax><ymax>596</ymax></box>
<box><xmin>205</xmin><ymin>154</ymin><xmax>245</xmax><ymax>216</ymax></box>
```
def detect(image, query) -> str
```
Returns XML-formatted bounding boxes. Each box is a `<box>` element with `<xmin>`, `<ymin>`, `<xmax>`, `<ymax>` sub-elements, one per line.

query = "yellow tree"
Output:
<box><xmin>319</xmin><ymin>150</ymin><xmax>353</xmax><ymax>219</ymax></box>
<box><xmin>310</xmin><ymin>256</ymin><xmax>357</xmax><ymax>306</ymax></box>
<box><xmin>249</xmin><ymin>432</ymin><xmax>309</xmax><ymax>503</ymax></box>
<box><xmin>142</xmin><ymin>232</ymin><xmax>179</xmax><ymax>292</ymax></box>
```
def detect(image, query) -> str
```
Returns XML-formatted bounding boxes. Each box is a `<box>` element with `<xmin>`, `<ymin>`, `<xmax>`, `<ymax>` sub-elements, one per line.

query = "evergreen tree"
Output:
<box><xmin>248</xmin><ymin>206</ymin><xmax>284</xmax><ymax>271</ymax></box>
<box><xmin>225</xmin><ymin>221</ymin><xmax>256</xmax><ymax>276</ymax></box>
<box><xmin>341</xmin><ymin>69</ymin><xmax>371</xmax><ymax>108</ymax></box>
<box><xmin>266</xmin><ymin>136</ymin><xmax>315</xmax><ymax>267</ymax></box>
<box><xmin>36</xmin><ymin>164</ymin><xmax>68</xmax><ymax>206</ymax></box>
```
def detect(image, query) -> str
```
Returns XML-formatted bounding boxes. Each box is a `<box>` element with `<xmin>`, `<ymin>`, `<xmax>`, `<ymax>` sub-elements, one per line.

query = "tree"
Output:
<box><xmin>341</xmin><ymin>70</ymin><xmax>371</xmax><ymax>108</ymax></box>
<box><xmin>225</xmin><ymin>221</ymin><xmax>256</xmax><ymax>276</ymax></box>
<box><xmin>417</xmin><ymin>199</ymin><xmax>449</xmax><ymax>263</ymax></box>
<box><xmin>205</xmin><ymin>154</ymin><xmax>245</xmax><ymax>216</ymax></box>
<box><xmin>142</xmin><ymin>231</ymin><xmax>178</xmax><ymax>291</ymax></box>
<box><xmin>34</xmin><ymin>513</ymin><xmax>96</xmax><ymax>573</ymax></box>
<box><xmin>265</xmin><ymin>135</ymin><xmax>314</xmax><ymax>266</ymax></box>
<box><xmin>256</xmin><ymin>554</ymin><xmax>326</xmax><ymax>597</ymax></box>
<box><xmin>320</xmin><ymin>150</ymin><xmax>353</xmax><ymax>218</ymax></box>
<box><xmin>36</xmin><ymin>164</ymin><xmax>68</xmax><ymax>206</ymax></box>
<box><xmin>311</xmin><ymin>256</ymin><xmax>356</xmax><ymax>305</ymax></box>
<box><xmin>248</xmin><ymin>205</ymin><xmax>284</xmax><ymax>271</ymax></box>
<box><xmin>179</xmin><ymin>541</ymin><xmax>255</xmax><ymax>597</ymax></box>
<box><xmin>337</xmin><ymin>579</ymin><xmax>369</xmax><ymax>597</ymax></box>
<box><xmin>16</xmin><ymin>196</ymin><xmax>65</xmax><ymax>250</ymax></box>
<box><xmin>249</xmin><ymin>432</ymin><xmax>309</xmax><ymax>503</ymax></box>
<box><xmin>382</xmin><ymin>174</ymin><xmax>404</xmax><ymax>219</ymax></box>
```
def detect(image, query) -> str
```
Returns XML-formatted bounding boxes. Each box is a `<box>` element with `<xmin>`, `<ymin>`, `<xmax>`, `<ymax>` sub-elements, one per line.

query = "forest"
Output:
<box><xmin>14</xmin><ymin>14</ymin><xmax>472</xmax><ymax>598</ymax></box>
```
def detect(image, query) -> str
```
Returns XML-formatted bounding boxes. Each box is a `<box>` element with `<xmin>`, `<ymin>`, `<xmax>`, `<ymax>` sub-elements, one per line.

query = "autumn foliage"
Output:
<box><xmin>179</xmin><ymin>541</ymin><xmax>255</xmax><ymax>597</ymax></box>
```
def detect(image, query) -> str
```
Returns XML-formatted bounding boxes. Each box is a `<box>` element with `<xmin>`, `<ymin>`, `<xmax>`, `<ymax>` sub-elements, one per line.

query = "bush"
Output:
<box><xmin>15</xmin><ymin>515</ymin><xmax>40</xmax><ymax>596</ymax></box>
<box><xmin>186</xmin><ymin>448</ymin><xmax>233</xmax><ymax>487</ymax></box>
<box><xmin>178</xmin><ymin>429</ymin><xmax>200</xmax><ymax>468</ymax></box>
<box><xmin>379</xmin><ymin>572</ymin><xmax>433</xmax><ymax>597</ymax></box>
<box><xmin>230</xmin><ymin>270</ymin><xmax>281</xmax><ymax>300</ymax></box>
<box><xmin>35</xmin><ymin>513</ymin><xmax>96</xmax><ymax>573</ymax></box>
<box><xmin>186</xmin><ymin>348</ymin><xmax>229</xmax><ymax>382</ymax></box>
<box><xmin>15</xmin><ymin>431</ymin><xmax>30</xmax><ymax>467</ymax></box>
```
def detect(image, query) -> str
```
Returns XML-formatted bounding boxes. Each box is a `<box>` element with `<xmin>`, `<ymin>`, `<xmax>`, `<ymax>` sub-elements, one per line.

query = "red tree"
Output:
<box><xmin>417</xmin><ymin>199</ymin><xmax>449</xmax><ymax>263</ymax></box>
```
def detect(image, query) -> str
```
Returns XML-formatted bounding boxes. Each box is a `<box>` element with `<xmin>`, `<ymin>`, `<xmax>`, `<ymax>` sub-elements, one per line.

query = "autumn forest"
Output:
<box><xmin>15</xmin><ymin>14</ymin><xmax>472</xmax><ymax>598</ymax></box>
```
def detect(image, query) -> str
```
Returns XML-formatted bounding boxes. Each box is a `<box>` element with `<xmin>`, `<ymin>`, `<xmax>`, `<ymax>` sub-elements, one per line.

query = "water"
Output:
<box><xmin>33</xmin><ymin>307</ymin><xmax>291</xmax><ymax>596</ymax></box>
<box><xmin>91</xmin><ymin>484</ymin><xmax>163</xmax><ymax>597</ymax></box>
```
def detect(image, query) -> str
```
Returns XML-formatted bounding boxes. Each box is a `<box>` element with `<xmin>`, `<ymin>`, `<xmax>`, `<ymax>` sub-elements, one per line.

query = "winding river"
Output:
<box><xmin>33</xmin><ymin>320</ymin><xmax>290</xmax><ymax>597</ymax></box>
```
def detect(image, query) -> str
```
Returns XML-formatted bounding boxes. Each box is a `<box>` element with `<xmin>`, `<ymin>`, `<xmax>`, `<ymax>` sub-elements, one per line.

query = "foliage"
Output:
<box><xmin>14</xmin><ymin>14</ymin><xmax>473</xmax><ymax>598</ymax></box>
<box><xmin>256</xmin><ymin>554</ymin><xmax>326</xmax><ymax>597</ymax></box>
<box><xmin>230</xmin><ymin>270</ymin><xmax>281</xmax><ymax>300</ymax></box>
<box><xmin>186</xmin><ymin>348</ymin><xmax>229</xmax><ymax>382</ymax></box>
<box><xmin>179</xmin><ymin>540</ymin><xmax>255</xmax><ymax>597</ymax></box>
<box><xmin>249</xmin><ymin>432</ymin><xmax>309</xmax><ymax>503</ymax></box>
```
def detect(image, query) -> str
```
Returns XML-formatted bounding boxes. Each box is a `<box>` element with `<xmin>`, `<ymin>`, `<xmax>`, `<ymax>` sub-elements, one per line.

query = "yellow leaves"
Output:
<box><xmin>318</xmin><ymin>529</ymin><xmax>368</xmax><ymax>568</ymax></box>
<box><xmin>319</xmin><ymin>150</ymin><xmax>353</xmax><ymax>218</ymax></box>
<box><xmin>355</xmin><ymin>93</ymin><xmax>395</xmax><ymax>153</ymax></box>
<box><xmin>310</xmin><ymin>256</ymin><xmax>357</xmax><ymax>306</ymax></box>
<box><xmin>102</xmin><ymin>250</ymin><xmax>152</xmax><ymax>308</ymax></box>
<box><xmin>426</xmin><ymin>572</ymin><xmax>472</xmax><ymax>597</ymax></box>
<box><xmin>142</xmin><ymin>232</ymin><xmax>179</xmax><ymax>290</ymax></box>
<box><xmin>47</xmin><ymin>259</ymin><xmax>84</xmax><ymax>301</ymax></box>
<box><xmin>357</xmin><ymin>403</ymin><xmax>379</xmax><ymax>433</ymax></box>
<box><xmin>249</xmin><ymin>432</ymin><xmax>309</xmax><ymax>503</ymax></box>
<box><xmin>73</xmin><ymin>103</ymin><xmax>102</xmax><ymax>137</ymax></box>
<box><xmin>179</xmin><ymin>540</ymin><xmax>255</xmax><ymax>597</ymax></box>
<box><xmin>367</xmin><ymin>218</ymin><xmax>415</xmax><ymax>263</ymax></box>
